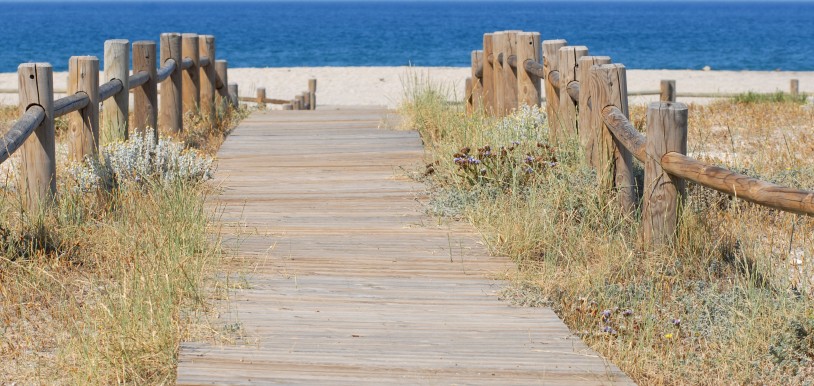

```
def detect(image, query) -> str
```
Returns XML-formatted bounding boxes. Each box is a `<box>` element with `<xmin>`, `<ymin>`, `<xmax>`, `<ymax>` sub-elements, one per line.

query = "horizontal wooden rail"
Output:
<box><xmin>566</xmin><ymin>81</ymin><xmax>580</xmax><ymax>104</ymax></box>
<box><xmin>181</xmin><ymin>57</ymin><xmax>194</xmax><ymax>70</ymax></box>
<box><xmin>601</xmin><ymin>106</ymin><xmax>646</xmax><ymax>162</ymax></box>
<box><xmin>524</xmin><ymin>60</ymin><xmax>546</xmax><ymax>78</ymax></box>
<box><xmin>129</xmin><ymin>71</ymin><xmax>149</xmax><ymax>89</ymax></box>
<box><xmin>156</xmin><ymin>58</ymin><xmax>176</xmax><ymax>82</ymax></box>
<box><xmin>98</xmin><ymin>79</ymin><xmax>124</xmax><ymax>101</ymax></box>
<box><xmin>53</xmin><ymin>92</ymin><xmax>90</xmax><ymax>117</ymax></box>
<box><xmin>0</xmin><ymin>106</ymin><xmax>45</xmax><ymax>164</ymax></box>
<box><xmin>547</xmin><ymin>70</ymin><xmax>560</xmax><ymax>91</ymax></box>
<box><xmin>238</xmin><ymin>96</ymin><xmax>291</xmax><ymax>105</ymax></box>
<box><xmin>199</xmin><ymin>56</ymin><xmax>211</xmax><ymax>67</ymax></box>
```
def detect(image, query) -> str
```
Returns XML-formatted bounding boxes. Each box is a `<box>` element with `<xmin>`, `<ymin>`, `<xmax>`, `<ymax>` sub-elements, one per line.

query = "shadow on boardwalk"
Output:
<box><xmin>176</xmin><ymin>107</ymin><xmax>634</xmax><ymax>385</ymax></box>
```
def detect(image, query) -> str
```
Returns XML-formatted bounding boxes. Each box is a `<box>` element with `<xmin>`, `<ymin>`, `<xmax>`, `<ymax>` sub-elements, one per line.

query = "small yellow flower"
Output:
<box><xmin>664</xmin><ymin>333</ymin><xmax>674</xmax><ymax>339</ymax></box>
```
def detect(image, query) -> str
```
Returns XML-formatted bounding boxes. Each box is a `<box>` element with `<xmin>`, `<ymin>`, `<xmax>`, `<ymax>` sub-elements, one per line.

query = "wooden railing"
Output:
<box><xmin>463</xmin><ymin>30</ymin><xmax>812</xmax><ymax>247</ymax></box>
<box><xmin>1</xmin><ymin>33</ymin><xmax>251</xmax><ymax>212</ymax></box>
<box><xmin>238</xmin><ymin>78</ymin><xmax>317</xmax><ymax>111</ymax></box>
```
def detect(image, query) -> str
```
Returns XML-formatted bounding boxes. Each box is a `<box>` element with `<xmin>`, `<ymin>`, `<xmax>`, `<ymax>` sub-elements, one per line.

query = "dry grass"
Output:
<box><xmin>402</xmin><ymin>79</ymin><xmax>814</xmax><ymax>385</ymax></box>
<box><xmin>0</xmin><ymin>103</ymin><xmax>248</xmax><ymax>384</ymax></box>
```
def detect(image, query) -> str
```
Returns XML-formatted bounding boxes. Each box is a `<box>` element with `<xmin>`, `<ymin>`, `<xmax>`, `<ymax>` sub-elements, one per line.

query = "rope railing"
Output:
<box><xmin>462</xmin><ymin>29</ymin><xmax>811</xmax><ymax>248</ymax></box>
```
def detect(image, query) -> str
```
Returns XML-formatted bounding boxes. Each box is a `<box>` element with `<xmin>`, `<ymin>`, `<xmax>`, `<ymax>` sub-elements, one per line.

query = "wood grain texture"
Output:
<box><xmin>643</xmin><ymin>102</ymin><xmax>687</xmax><ymax>246</ymax></box>
<box><xmin>578</xmin><ymin>56</ymin><xmax>611</xmax><ymax>168</ymax></box>
<box><xmin>199</xmin><ymin>35</ymin><xmax>216</xmax><ymax>123</ymax></box>
<box><xmin>133</xmin><ymin>41</ymin><xmax>158</xmax><ymax>139</ymax></box>
<box><xmin>18</xmin><ymin>63</ymin><xmax>56</xmax><ymax>212</ymax></box>
<box><xmin>470</xmin><ymin>50</ymin><xmax>483</xmax><ymax>113</ymax></box>
<box><xmin>543</xmin><ymin>39</ymin><xmax>567</xmax><ymax>142</ymax></box>
<box><xmin>660</xmin><ymin>80</ymin><xmax>676</xmax><ymax>102</ymax></box>
<box><xmin>256</xmin><ymin>87</ymin><xmax>266</xmax><ymax>108</ymax></box>
<box><xmin>465</xmin><ymin>77</ymin><xmax>473</xmax><ymax>114</ymax></box>
<box><xmin>491</xmin><ymin>32</ymin><xmax>506</xmax><ymax>116</ymax></box>
<box><xmin>309</xmin><ymin>78</ymin><xmax>317</xmax><ymax>110</ymax></box>
<box><xmin>67</xmin><ymin>56</ymin><xmax>99</xmax><ymax>162</ymax></box>
<box><xmin>159</xmin><ymin>33</ymin><xmax>183</xmax><ymax>133</ymax></box>
<box><xmin>102</xmin><ymin>39</ymin><xmax>129</xmax><ymax>143</ymax></box>
<box><xmin>557</xmin><ymin>46</ymin><xmax>588</xmax><ymax>141</ymax></box>
<box><xmin>482</xmin><ymin>33</ymin><xmax>495</xmax><ymax>115</ymax></box>
<box><xmin>501</xmin><ymin>31</ymin><xmax>520</xmax><ymax>115</ymax></box>
<box><xmin>175</xmin><ymin>108</ymin><xmax>634</xmax><ymax>385</ymax></box>
<box><xmin>790</xmin><ymin>79</ymin><xmax>799</xmax><ymax>97</ymax></box>
<box><xmin>228</xmin><ymin>83</ymin><xmax>239</xmax><ymax>108</ymax></box>
<box><xmin>516</xmin><ymin>32</ymin><xmax>541</xmax><ymax>108</ymax></box>
<box><xmin>181</xmin><ymin>33</ymin><xmax>200</xmax><ymax>115</ymax></box>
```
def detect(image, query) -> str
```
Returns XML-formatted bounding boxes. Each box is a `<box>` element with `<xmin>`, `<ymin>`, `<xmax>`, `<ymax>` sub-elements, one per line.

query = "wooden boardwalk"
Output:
<box><xmin>176</xmin><ymin>107</ymin><xmax>634</xmax><ymax>385</ymax></box>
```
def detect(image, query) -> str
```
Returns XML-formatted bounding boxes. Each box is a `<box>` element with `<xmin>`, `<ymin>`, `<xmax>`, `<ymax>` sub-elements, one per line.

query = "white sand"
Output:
<box><xmin>1</xmin><ymin>67</ymin><xmax>813</xmax><ymax>108</ymax></box>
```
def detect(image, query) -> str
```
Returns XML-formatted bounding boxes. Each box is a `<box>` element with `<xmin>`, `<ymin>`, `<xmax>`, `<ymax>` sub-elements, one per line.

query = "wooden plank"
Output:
<box><xmin>176</xmin><ymin>108</ymin><xmax>633</xmax><ymax>385</ymax></box>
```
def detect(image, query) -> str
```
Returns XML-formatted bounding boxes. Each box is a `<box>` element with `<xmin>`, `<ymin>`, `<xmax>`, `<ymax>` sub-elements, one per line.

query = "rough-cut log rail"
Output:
<box><xmin>238</xmin><ymin>96</ymin><xmax>291</xmax><ymax>105</ymax></box>
<box><xmin>181</xmin><ymin>57</ymin><xmax>194</xmax><ymax>71</ymax></box>
<box><xmin>601</xmin><ymin>105</ymin><xmax>814</xmax><ymax>216</ymax></box>
<box><xmin>548</xmin><ymin>69</ymin><xmax>561</xmax><ymax>91</ymax></box>
<box><xmin>156</xmin><ymin>58</ymin><xmax>176</xmax><ymax>82</ymax></box>
<box><xmin>506</xmin><ymin>54</ymin><xmax>517</xmax><ymax>70</ymax></box>
<box><xmin>567</xmin><ymin>81</ymin><xmax>580</xmax><ymax>104</ymax></box>
<box><xmin>98</xmin><ymin>79</ymin><xmax>124</xmax><ymax>102</ymax></box>
<box><xmin>524</xmin><ymin>59</ymin><xmax>546</xmax><ymax>78</ymax></box>
<box><xmin>199</xmin><ymin>56</ymin><xmax>210</xmax><ymax>68</ymax></box>
<box><xmin>0</xmin><ymin>106</ymin><xmax>44</xmax><ymax>164</ymax></box>
<box><xmin>128</xmin><ymin>71</ymin><xmax>149</xmax><ymax>89</ymax></box>
<box><xmin>475</xmin><ymin>62</ymin><xmax>483</xmax><ymax>79</ymax></box>
<box><xmin>54</xmin><ymin>92</ymin><xmax>90</xmax><ymax>117</ymax></box>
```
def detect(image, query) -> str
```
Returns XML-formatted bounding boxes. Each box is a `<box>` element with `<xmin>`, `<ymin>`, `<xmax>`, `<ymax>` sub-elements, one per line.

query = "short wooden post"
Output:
<box><xmin>199</xmin><ymin>35</ymin><xmax>216</xmax><ymax>123</ymax></box>
<box><xmin>790</xmin><ymin>79</ymin><xmax>799</xmax><ymax>97</ymax></box>
<box><xmin>557</xmin><ymin>45</ymin><xmax>588</xmax><ymax>141</ymax></box>
<box><xmin>304</xmin><ymin>91</ymin><xmax>311</xmax><ymax>110</ymax></box>
<box><xmin>133</xmin><ymin>41</ymin><xmax>158</xmax><ymax>140</ymax></box>
<box><xmin>291</xmin><ymin>98</ymin><xmax>299</xmax><ymax>110</ymax></box>
<box><xmin>643</xmin><ymin>101</ymin><xmax>688</xmax><ymax>246</ymax></box>
<box><xmin>482</xmin><ymin>33</ymin><xmax>495</xmax><ymax>115</ymax></box>
<box><xmin>308</xmin><ymin>79</ymin><xmax>317</xmax><ymax>110</ymax></box>
<box><xmin>465</xmin><ymin>77</ymin><xmax>473</xmax><ymax>114</ymax></box>
<box><xmin>68</xmin><ymin>56</ymin><xmax>100</xmax><ymax>162</ymax></box>
<box><xmin>102</xmin><ymin>39</ymin><xmax>129</xmax><ymax>143</ymax></box>
<box><xmin>282</xmin><ymin>104</ymin><xmax>293</xmax><ymax>110</ymax></box>
<box><xmin>18</xmin><ymin>63</ymin><xmax>56</xmax><ymax>212</ymax></box>
<box><xmin>589</xmin><ymin>63</ymin><xmax>636</xmax><ymax>213</ymax></box>
<box><xmin>228</xmin><ymin>83</ymin><xmax>239</xmax><ymax>108</ymax></box>
<box><xmin>491</xmin><ymin>32</ymin><xmax>506</xmax><ymax>116</ymax></box>
<box><xmin>297</xmin><ymin>94</ymin><xmax>305</xmax><ymax>110</ymax></box>
<box><xmin>543</xmin><ymin>39</ymin><xmax>567</xmax><ymax>142</ymax></box>
<box><xmin>215</xmin><ymin>60</ymin><xmax>229</xmax><ymax>110</ymax></box>
<box><xmin>578</xmin><ymin>56</ymin><xmax>611</xmax><ymax>167</ymax></box>
<box><xmin>256</xmin><ymin>87</ymin><xmax>266</xmax><ymax>108</ymax></box>
<box><xmin>501</xmin><ymin>31</ymin><xmax>520</xmax><ymax>115</ymax></box>
<box><xmin>181</xmin><ymin>33</ymin><xmax>200</xmax><ymax>114</ymax></box>
<box><xmin>660</xmin><ymin>80</ymin><xmax>676</xmax><ymax>102</ymax></box>
<box><xmin>159</xmin><ymin>32</ymin><xmax>183</xmax><ymax>134</ymax></box>
<box><xmin>470</xmin><ymin>50</ymin><xmax>483</xmax><ymax>112</ymax></box>
<box><xmin>516</xmin><ymin>32</ymin><xmax>541</xmax><ymax>108</ymax></box>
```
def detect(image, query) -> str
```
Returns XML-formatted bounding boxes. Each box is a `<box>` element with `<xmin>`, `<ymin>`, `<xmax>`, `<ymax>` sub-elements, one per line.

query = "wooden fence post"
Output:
<box><xmin>660</xmin><ymin>80</ymin><xmax>676</xmax><ymax>102</ymax></box>
<box><xmin>557</xmin><ymin>45</ymin><xmax>588</xmax><ymax>140</ymax></box>
<box><xmin>516</xmin><ymin>32</ymin><xmax>541</xmax><ymax>108</ymax></box>
<box><xmin>283</xmin><ymin>104</ymin><xmax>293</xmax><ymax>110</ymax></box>
<box><xmin>228</xmin><ymin>83</ymin><xmax>239</xmax><ymax>108</ymax></box>
<box><xmin>199</xmin><ymin>35</ymin><xmax>216</xmax><ymax>123</ymax></box>
<box><xmin>482</xmin><ymin>33</ymin><xmax>495</xmax><ymax>115</ymax></box>
<box><xmin>159</xmin><ymin>32</ymin><xmax>183</xmax><ymax>134</ymax></box>
<box><xmin>308</xmin><ymin>79</ymin><xmax>317</xmax><ymax>110</ymax></box>
<box><xmin>471</xmin><ymin>50</ymin><xmax>483</xmax><ymax>113</ymax></box>
<box><xmin>133</xmin><ymin>41</ymin><xmax>158</xmax><ymax>140</ymax></box>
<box><xmin>589</xmin><ymin>63</ymin><xmax>637</xmax><ymax>213</ymax></box>
<box><xmin>68</xmin><ymin>56</ymin><xmax>100</xmax><ymax>162</ymax></box>
<box><xmin>465</xmin><ymin>77</ymin><xmax>473</xmax><ymax>114</ymax></box>
<box><xmin>181</xmin><ymin>33</ymin><xmax>200</xmax><ymax>115</ymax></box>
<box><xmin>297</xmin><ymin>94</ymin><xmax>305</xmax><ymax>110</ymax></box>
<box><xmin>256</xmin><ymin>87</ymin><xmax>266</xmax><ymax>108</ymax></box>
<box><xmin>790</xmin><ymin>79</ymin><xmax>799</xmax><ymax>98</ymax></box>
<box><xmin>18</xmin><ymin>63</ymin><xmax>56</xmax><ymax>212</ymax></box>
<box><xmin>491</xmin><ymin>32</ymin><xmax>506</xmax><ymax>116</ymax></box>
<box><xmin>215</xmin><ymin>60</ymin><xmax>229</xmax><ymax>110</ymax></box>
<box><xmin>501</xmin><ymin>31</ymin><xmax>520</xmax><ymax>115</ymax></box>
<box><xmin>102</xmin><ymin>39</ymin><xmax>129</xmax><ymax>143</ymax></box>
<box><xmin>578</xmin><ymin>56</ymin><xmax>611</xmax><ymax>167</ymax></box>
<box><xmin>543</xmin><ymin>39</ymin><xmax>567</xmax><ymax>142</ymax></box>
<box><xmin>643</xmin><ymin>101</ymin><xmax>688</xmax><ymax>246</ymax></box>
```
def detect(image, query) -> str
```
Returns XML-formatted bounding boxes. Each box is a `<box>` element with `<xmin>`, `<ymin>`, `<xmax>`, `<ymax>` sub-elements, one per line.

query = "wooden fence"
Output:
<box><xmin>464</xmin><ymin>30</ymin><xmax>813</xmax><ymax>247</ymax></box>
<box><xmin>0</xmin><ymin>32</ymin><xmax>316</xmax><ymax>213</ymax></box>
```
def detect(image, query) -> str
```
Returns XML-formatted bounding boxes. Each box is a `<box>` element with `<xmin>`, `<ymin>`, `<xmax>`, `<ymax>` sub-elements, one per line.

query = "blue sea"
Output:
<box><xmin>0</xmin><ymin>1</ymin><xmax>812</xmax><ymax>72</ymax></box>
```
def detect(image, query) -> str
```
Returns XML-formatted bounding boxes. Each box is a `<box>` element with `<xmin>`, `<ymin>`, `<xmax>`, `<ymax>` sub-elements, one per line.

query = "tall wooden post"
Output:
<box><xmin>660</xmin><ymin>80</ymin><xmax>676</xmax><ymax>102</ymax></box>
<box><xmin>215</xmin><ymin>60</ymin><xmax>229</xmax><ymax>110</ymax></box>
<box><xmin>256</xmin><ymin>87</ymin><xmax>266</xmax><ymax>108</ymax></box>
<box><xmin>470</xmin><ymin>50</ymin><xmax>483</xmax><ymax>113</ymax></box>
<box><xmin>199</xmin><ymin>35</ymin><xmax>216</xmax><ymax>123</ymax></box>
<box><xmin>102</xmin><ymin>39</ymin><xmax>129</xmax><ymax>143</ymax></box>
<box><xmin>543</xmin><ymin>39</ymin><xmax>567</xmax><ymax>142</ymax></box>
<box><xmin>501</xmin><ymin>31</ymin><xmax>520</xmax><ymax>115</ymax></box>
<box><xmin>68</xmin><ymin>56</ymin><xmax>100</xmax><ymax>162</ymax></box>
<box><xmin>308</xmin><ymin>78</ymin><xmax>317</xmax><ymax>110</ymax></box>
<box><xmin>790</xmin><ymin>79</ymin><xmax>799</xmax><ymax>98</ymax></box>
<box><xmin>133</xmin><ymin>41</ymin><xmax>158</xmax><ymax>140</ymax></box>
<box><xmin>228</xmin><ymin>83</ymin><xmax>239</xmax><ymax>108</ymax></box>
<box><xmin>482</xmin><ymin>33</ymin><xmax>495</xmax><ymax>115</ymax></box>
<box><xmin>18</xmin><ymin>63</ymin><xmax>56</xmax><ymax>212</ymax></box>
<box><xmin>590</xmin><ymin>63</ymin><xmax>636</xmax><ymax>213</ymax></box>
<box><xmin>578</xmin><ymin>56</ymin><xmax>611</xmax><ymax>167</ymax></box>
<box><xmin>516</xmin><ymin>32</ymin><xmax>541</xmax><ymax>108</ymax></box>
<box><xmin>557</xmin><ymin>45</ymin><xmax>588</xmax><ymax>140</ymax></box>
<box><xmin>492</xmin><ymin>32</ymin><xmax>506</xmax><ymax>116</ymax></box>
<box><xmin>159</xmin><ymin>32</ymin><xmax>182</xmax><ymax>134</ymax></box>
<box><xmin>181</xmin><ymin>33</ymin><xmax>200</xmax><ymax>115</ymax></box>
<box><xmin>643</xmin><ymin>101</ymin><xmax>688</xmax><ymax>246</ymax></box>
<box><xmin>465</xmin><ymin>77</ymin><xmax>473</xmax><ymax>114</ymax></box>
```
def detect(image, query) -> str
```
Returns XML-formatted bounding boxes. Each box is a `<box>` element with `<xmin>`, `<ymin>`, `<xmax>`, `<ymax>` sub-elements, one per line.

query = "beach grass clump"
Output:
<box><xmin>401</xmin><ymin>78</ymin><xmax>814</xmax><ymax>385</ymax></box>
<box><xmin>0</xmin><ymin>104</ymin><xmax>245</xmax><ymax>383</ymax></box>
<box><xmin>731</xmin><ymin>90</ymin><xmax>808</xmax><ymax>105</ymax></box>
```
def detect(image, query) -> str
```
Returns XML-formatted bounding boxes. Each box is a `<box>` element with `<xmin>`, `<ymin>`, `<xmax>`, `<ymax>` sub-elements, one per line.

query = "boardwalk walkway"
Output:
<box><xmin>176</xmin><ymin>107</ymin><xmax>633</xmax><ymax>385</ymax></box>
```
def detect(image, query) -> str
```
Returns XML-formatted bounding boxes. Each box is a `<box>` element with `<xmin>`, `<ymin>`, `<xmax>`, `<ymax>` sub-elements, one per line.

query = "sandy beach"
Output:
<box><xmin>1</xmin><ymin>67</ymin><xmax>812</xmax><ymax>108</ymax></box>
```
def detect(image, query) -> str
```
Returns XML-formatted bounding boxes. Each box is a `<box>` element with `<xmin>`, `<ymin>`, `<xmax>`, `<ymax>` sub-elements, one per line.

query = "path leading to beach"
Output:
<box><xmin>175</xmin><ymin>107</ymin><xmax>634</xmax><ymax>385</ymax></box>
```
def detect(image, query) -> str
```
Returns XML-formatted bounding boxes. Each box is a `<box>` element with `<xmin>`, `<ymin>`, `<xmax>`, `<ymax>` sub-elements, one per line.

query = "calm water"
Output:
<box><xmin>0</xmin><ymin>1</ymin><xmax>812</xmax><ymax>72</ymax></box>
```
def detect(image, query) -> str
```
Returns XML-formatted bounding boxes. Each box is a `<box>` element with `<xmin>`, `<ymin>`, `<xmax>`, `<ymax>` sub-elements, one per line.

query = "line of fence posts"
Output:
<box><xmin>7</xmin><ymin>32</ymin><xmax>243</xmax><ymax>212</ymax></box>
<box><xmin>463</xmin><ymin>30</ymin><xmax>813</xmax><ymax>250</ymax></box>
<box><xmin>240</xmin><ymin>80</ymin><xmax>318</xmax><ymax>111</ymax></box>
